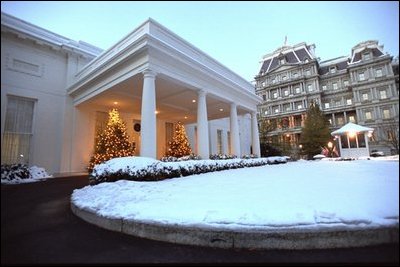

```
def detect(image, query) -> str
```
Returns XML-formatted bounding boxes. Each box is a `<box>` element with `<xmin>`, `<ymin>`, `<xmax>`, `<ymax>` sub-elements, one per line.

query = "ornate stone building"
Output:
<box><xmin>255</xmin><ymin>40</ymin><xmax>399</xmax><ymax>156</ymax></box>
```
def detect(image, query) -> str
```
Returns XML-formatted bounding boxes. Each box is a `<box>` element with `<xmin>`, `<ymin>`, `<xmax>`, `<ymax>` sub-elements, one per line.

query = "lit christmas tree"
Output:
<box><xmin>166</xmin><ymin>122</ymin><xmax>192</xmax><ymax>157</ymax></box>
<box><xmin>88</xmin><ymin>109</ymin><xmax>135</xmax><ymax>172</ymax></box>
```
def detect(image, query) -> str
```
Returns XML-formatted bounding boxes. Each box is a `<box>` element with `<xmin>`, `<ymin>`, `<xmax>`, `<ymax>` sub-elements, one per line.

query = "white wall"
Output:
<box><xmin>1</xmin><ymin>32</ymin><xmax>94</xmax><ymax>173</ymax></box>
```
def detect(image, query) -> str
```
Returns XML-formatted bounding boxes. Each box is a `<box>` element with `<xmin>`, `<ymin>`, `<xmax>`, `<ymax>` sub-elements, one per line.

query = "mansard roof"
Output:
<box><xmin>257</xmin><ymin>40</ymin><xmax>391</xmax><ymax>79</ymax></box>
<box><xmin>349</xmin><ymin>40</ymin><xmax>385</xmax><ymax>64</ymax></box>
<box><xmin>258</xmin><ymin>42</ymin><xmax>316</xmax><ymax>75</ymax></box>
<box><xmin>319</xmin><ymin>56</ymin><xmax>349</xmax><ymax>75</ymax></box>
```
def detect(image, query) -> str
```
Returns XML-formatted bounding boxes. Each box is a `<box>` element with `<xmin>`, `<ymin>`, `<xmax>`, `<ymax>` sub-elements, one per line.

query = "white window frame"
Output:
<box><xmin>1</xmin><ymin>96</ymin><xmax>35</xmax><ymax>165</ymax></box>
<box><xmin>359</xmin><ymin>72</ymin><xmax>365</xmax><ymax>81</ymax></box>
<box><xmin>379</xmin><ymin>90</ymin><xmax>387</xmax><ymax>99</ymax></box>
<box><xmin>283</xmin><ymin>89</ymin><xmax>289</xmax><ymax>96</ymax></box>
<box><xmin>383</xmin><ymin>109</ymin><xmax>391</xmax><ymax>119</ymax></box>
<box><xmin>376</xmin><ymin>68</ymin><xmax>383</xmax><ymax>77</ymax></box>
<box><xmin>297</xmin><ymin>103</ymin><xmax>303</xmax><ymax>110</ymax></box>
<box><xmin>365</xmin><ymin>111</ymin><xmax>372</xmax><ymax>120</ymax></box>
<box><xmin>363</xmin><ymin>52</ymin><xmax>371</xmax><ymax>60</ymax></box>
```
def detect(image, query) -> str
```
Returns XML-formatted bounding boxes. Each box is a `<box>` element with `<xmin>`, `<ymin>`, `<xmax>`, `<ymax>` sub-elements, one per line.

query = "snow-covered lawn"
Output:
<box><xmin>72</xmin><ymin>158</ymin><xmax>399</xmax><ymax>230</ymax></box>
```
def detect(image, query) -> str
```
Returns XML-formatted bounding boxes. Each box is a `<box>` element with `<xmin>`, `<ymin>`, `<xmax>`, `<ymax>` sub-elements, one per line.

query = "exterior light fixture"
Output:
<box><xmin>328</xmin><ymin>141</ymin><xmax>333</xmax><ymax>148</ymax></box>
<box><xmin>348</xmin><ymin>131</ymin><xmax>357</xmax><ymax>138</ymax></box>
<box><xmin>192</xmin><ymin>99</ymin><xmax>196</xmax><ymax>103</ymax></box>
<box><xmin>113</xmin><ymin>101</ymin><xmax>119</xmax><ymax>105</ymax></box>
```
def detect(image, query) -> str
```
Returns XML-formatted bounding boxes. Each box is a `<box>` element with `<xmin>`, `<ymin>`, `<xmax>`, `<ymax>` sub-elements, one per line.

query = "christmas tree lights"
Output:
<box><xmin>166</xmin><ymin>122</ymin><xmax>192</xmax><ymax>158</ymax></box>
<box><xmin>88</xmin><ymin>109</ymin><xmax>135</xmax><ymax>172</ymax></box>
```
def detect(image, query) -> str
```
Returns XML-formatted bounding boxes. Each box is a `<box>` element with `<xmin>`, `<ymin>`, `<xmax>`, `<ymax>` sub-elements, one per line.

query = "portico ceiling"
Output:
<box><xmin>79</xmin><ymin>72</ymin><xmax>250</xmax><ymax>124</ymax></box>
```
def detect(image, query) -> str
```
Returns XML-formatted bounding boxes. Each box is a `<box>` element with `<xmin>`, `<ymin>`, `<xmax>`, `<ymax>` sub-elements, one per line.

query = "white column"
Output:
<box><xmin>140</xmin><ymin>70</ymin><xmax>157</xmax><ymax>158</ymax></box>
<box><xmin>230</xmin><ymin>103</ymin><xmax>241</xmax><ymax>157</ymax></box>
<box><xmin>251</xmin><ymin>111</ymin><xmax>261</xmax><ymax>157</ymax></box>
<box><xmin>197</xmin><ymin>90</ymin><xmax>209</xmax><ymax>159</ymax></box>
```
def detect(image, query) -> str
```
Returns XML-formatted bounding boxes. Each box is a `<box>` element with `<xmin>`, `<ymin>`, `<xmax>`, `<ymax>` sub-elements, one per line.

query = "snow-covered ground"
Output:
<box><xmin>72</xmin><ymin>157</ymin><xmax>399</xmax><ymax>230</ymax></box>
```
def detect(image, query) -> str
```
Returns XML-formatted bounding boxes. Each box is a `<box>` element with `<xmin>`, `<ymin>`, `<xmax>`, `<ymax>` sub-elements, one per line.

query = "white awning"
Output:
<box><xmin>331</xmin><ymin>122</ymin><xmax>374</xmax><ymax>136</ymax></box>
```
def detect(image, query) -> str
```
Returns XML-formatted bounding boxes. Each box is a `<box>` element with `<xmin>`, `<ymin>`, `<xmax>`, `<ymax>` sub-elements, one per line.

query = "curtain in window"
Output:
<box><xmin>1</xmin><ymin>96</ymin><xmax>34</xmax><ymax>165</ymax></box>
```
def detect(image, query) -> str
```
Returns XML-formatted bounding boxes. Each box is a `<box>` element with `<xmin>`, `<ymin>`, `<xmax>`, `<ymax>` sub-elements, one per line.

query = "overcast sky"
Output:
<box><xmin>1</xmin><ymin>1</ymin><xmax>399</xmax><ymax>82</ymax></box>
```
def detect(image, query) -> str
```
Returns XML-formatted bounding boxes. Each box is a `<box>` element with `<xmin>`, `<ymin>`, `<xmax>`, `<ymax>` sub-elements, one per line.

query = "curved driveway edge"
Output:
<box><xmin>71</xmin><ymin>202</ymin><xmax>399</xmax><ymax>250</ymax></box>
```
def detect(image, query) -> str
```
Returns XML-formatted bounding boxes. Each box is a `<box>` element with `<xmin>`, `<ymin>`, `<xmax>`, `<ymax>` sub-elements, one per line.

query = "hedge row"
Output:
<box><xmin>89</xmin><ymin>157</ymin><xmax>286</xmax><ymax>185</ymax></box>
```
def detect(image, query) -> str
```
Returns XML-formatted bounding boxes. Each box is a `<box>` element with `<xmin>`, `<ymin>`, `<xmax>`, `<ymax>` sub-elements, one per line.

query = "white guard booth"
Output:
<box><xmin>331</xmin><ymin>122</ymin><xmax>374</xmax><ymax>158</ymax></box>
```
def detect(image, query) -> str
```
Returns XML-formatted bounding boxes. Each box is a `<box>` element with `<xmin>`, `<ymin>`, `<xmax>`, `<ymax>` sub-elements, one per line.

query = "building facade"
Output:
<box><xmin>1</xmin><ymin>12</ymin><xmax>260</xmax><ymax>175</ymax></box>
<box><xmin>255</xmin><ymin>41</ymin><xmax>399</xmax><ymax>157</ymax></box>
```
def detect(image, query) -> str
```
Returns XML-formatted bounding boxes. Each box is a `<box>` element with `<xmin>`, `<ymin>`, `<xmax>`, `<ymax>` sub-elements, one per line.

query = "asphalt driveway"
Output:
<box><xmin>1</xmin><ymin>176</ymin><xmax>398</xmax><ymax>265</ymax></box>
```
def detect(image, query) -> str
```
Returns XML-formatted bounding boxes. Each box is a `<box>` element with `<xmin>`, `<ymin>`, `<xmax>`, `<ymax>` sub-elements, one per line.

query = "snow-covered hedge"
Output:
<box><xmin>1</xmin><ymin>164</ymin><xmax>52</xmax><ymax>184</ymax></box>
<box><xmin>160</xmin><ymin>154</ymin><xmax>202</xmax><ymax>162</ymax></box>
<box><xmin>209</xmin><ymin>154</ymin><xmax>237</xmax><ymax>160</ymax></box>
<box><xmin>90</xmin><ymin>156</ymin><xmax>287</xmax><ymax>185</ymax></box>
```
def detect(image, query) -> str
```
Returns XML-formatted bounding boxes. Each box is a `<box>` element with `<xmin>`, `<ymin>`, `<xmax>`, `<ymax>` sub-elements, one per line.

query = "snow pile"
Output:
<box><xmin>91</xmin><ymin>156</ymin><xmax>287</xmax><ymax>184</ymax></box>
<box><xmin>72</xmin><ymin>159</ymin><xmax>399</xmax><ymax>230</ymax></box>
<box><xmin>1</xmin><ymin>164</ymin><xmax>53</xmax><ymax>185</ymax></box>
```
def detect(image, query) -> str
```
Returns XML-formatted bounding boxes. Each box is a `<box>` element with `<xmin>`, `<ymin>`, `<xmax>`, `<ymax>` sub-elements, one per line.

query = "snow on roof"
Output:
<box><xmin>331</xmin><ymin>122</ymin><xmax>374</xmax><ymax>136</ymax></box>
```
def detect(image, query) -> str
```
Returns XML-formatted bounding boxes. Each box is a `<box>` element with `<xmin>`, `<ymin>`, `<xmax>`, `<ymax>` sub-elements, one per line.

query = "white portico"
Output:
<box><xmin>67</xmin><ymin>18</ymin><xmax>261</xmax><ymax>168</ymax></box>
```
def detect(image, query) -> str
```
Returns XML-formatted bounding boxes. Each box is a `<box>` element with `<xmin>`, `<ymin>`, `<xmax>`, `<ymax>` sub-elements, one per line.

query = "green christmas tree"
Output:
<box><xmin>300</xmin><ymin>102</ymin><xmax>332</xmax><ymax>160</ymax></box>
<box><xmin>166</xmin><ymin>122</ymin><xmax>192</xmax><ymax>157</ymax></box>
<box><xmin>88</xmin><ymin>109</ymin><xmax>135</xmax><ymax>172</ymax></box>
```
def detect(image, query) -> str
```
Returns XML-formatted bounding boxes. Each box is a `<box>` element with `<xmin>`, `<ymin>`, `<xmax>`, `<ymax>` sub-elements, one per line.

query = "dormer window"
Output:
<box><xmin>279</xmin><ymin>58</ymin><xmax>285</xmax><ymax>65</ymax></box>
<box><xmin>329</xmin><ymin>66</ymin><xmax>336</xmax><ymax>74</ymax></box>
<box><xmin>304</xmin><ymin>58</ymin><xmax>309</xmax><ymax>63</ymax></box>
<box><xmin>362</xmin><ymin>52</ymin><xmax>371</xmax><ymax>60</ymax></box>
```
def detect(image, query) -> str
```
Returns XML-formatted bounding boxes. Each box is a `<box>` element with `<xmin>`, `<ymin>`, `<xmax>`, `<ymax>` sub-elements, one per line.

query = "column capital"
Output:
<box><xmin>142</xmin><ymin>69</ymin><xmax>157</xmax><ymax>79</ymax></box>
<box><xmin>198</xmin><ymin>89</ymin><xmax>207</xmax><ymax>97</ymax></box>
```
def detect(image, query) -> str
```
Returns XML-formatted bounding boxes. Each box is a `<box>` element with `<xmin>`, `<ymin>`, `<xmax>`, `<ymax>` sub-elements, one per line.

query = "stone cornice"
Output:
<box><xmin>67</xmin><ymin>17</ymin><xmax>259</xmax><ymax>106</ymax></box>
<box><xmin>1</xmin><ymin>12</ymin><xmax>102</xmax><ymax>58</ymax></box>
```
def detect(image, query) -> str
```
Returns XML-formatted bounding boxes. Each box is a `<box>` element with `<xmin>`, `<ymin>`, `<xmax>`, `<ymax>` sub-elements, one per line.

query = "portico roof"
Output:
<box><xmin>331</xmin><ymin>122</ymin><xmax>374</xmax><ymax>136</ymax></box>
<box><xmin>66</xmin><ymin>18</ymin><xmax>261</xmax><ymax>122</ymax></box>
